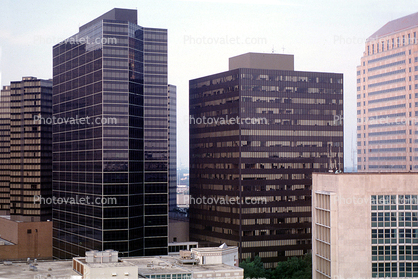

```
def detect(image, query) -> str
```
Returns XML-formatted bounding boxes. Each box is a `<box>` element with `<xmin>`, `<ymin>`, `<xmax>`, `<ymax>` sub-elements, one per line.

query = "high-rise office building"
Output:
<box><xmin>357</xmin><ymin>11</ymin><xmax>418</xmax><ymax>172</ymax></box>
<box><xmin>168</xmin><ymin>84</ymin><xmax>177</xmax><ymax>211</ymax></box>
<box><xmin>0</xmin><ymin>77</ymin><xmax>52</xmax><ymax>221</ymax></box>
<box><xmin>52</xmin><ymin>8</ymin><xmax>169</xmax><ymax>258</ymax></box>
<box><xmin>189</xmin><ymin>53</ymin><xmax>343</xmax><ymax>267</ymax></box>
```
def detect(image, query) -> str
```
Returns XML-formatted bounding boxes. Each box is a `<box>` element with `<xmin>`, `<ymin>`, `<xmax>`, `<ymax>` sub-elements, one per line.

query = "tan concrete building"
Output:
<box><xmin>73</xmin><ymin>245</ymin><xmax>242</xmax><ymax>279</ymax></box>
<box><xmin>0</xmin><ymin>216</ymin><xmax>52</xmax><ymax>260</ymax></box>
<box><xmin>357</xmin><ymin>11</ymin><xmax>418</xmax><ymax>172</ymax></box>
<box><xmin>312</xmin><ymin>173</ymin><xmax>418</xmax><ymax>278</ymax></box>
<box><xmin>169</xmin><ymin>215</ymin><xmax>189</xmax><ymax>243</ymax></box>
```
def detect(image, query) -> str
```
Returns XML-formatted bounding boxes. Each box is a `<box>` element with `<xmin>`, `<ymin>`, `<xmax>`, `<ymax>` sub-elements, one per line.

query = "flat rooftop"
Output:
<box><xmin>123</xmin><ymin>257</ymin><xmax>190</xmax><ymax>276</ymax></box>
<box><xmin>1</xmin><ymin>255</ymin><xmax>242</xmax><ymax>278</ymax></box>
<box><xmin>123</xmin><ymin>255</ymin><xmax>242</xmax><ymax>276</ymax></box>
<box><xmin>74</xmin><ymin>257</ymin><xmax>135</xmax><ymax>268</ymax></box>
<box><xmin>0</xmin><ymin>260</ymin><xmax>77</xmax><ymax>279</ymax></box>
<box><xmin>159</xmin><ymin>256</ymin><xmax>241</xmax><ymax>273</ymax></box>
<box><xmin>229</xmin><ymin>52</ymin><xmax>294</xmax><ymax>71</ymax></box>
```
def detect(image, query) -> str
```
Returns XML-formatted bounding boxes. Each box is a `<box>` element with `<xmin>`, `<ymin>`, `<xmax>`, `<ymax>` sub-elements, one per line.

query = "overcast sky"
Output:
<box><xmin>1</xmin><ymin>0</ymin><xmax>417</xmax><ymax>169</ymax></box>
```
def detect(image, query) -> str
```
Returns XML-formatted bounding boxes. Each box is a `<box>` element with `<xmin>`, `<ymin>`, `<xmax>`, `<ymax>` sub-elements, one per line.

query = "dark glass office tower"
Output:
<box><xmin>0</xmin><ymin>77</ymin><xmax>52</xmax><ymax>221</ymax></box>
<box><xmin>52</xmin><ymin>8</ymin><xmax>168</xmax><ymax>259</ymax></box>
<box><xmin>0</xmin><ymin>86</ymin><xmax>10</xmax><ymax>216</ymax></box>
<box><xmin>168</xmin><ymin>84</ymin><xmax>177</xmax><ymax>211</ymax></box>
<box><xmin>189</xmin><ymin>53</ymin><xmax>343</xmax><ymax>268</ymax></box>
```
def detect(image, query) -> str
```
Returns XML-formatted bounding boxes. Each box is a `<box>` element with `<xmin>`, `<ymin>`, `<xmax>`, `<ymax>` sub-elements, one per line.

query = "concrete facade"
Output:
<box><xmin>0</xmin><ymin>216</ymin><xmax>52</xmax><ymax>260</ymax></box>
<box><xmin>169</xmin><ymin>217</ymin><xmax>189</xmax><ymax>243</ymax></box>
<box><xmin>73</xmin><ymin>246</ymin><xmax>242</xmax><ymax>279</ymax></box>
<box><xmin>312</xmin><ymin>173</ymin><xmax>418</xmax><ymax>278</ymax></box>
<box><xmin>191</xmin><ymin>244</ymin><xmax>238</xmax><ymax>266</ymax></box>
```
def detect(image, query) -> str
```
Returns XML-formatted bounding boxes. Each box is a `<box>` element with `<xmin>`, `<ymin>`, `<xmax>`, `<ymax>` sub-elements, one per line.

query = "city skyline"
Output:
<box><xmin>2</xmin><ymin>0</ymin><xmax>418</xmax><ymax>169</ymax></box>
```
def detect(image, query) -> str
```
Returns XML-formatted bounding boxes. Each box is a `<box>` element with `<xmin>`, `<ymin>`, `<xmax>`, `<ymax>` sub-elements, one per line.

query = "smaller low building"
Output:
<box><xmin>169</xmin><ymin>212</ymin><xmax>190</xmax><ymax>243</ymax></box>
<box><xmin>0</xmin><ymin>216</ymin><xmax>52</xmax><ymax>260</ymax></box>
<box><xmin>73</xmin><ymin>250</ymin><xmax>137</xmax><ymax>279</ymax></box>
<box><xmin>312</xmin><ymin>172</ymin><xmax>418</xmax><ymax>279</ymax></box>
<box><xmin>191</xmin><ymin>243</ymin><xmax>239</xmax><ymax>266</ymax></box>
<box><xmin>73</xmin><ymin>244</ymin><xmax>243</xmax><ymax>279</ymax></box>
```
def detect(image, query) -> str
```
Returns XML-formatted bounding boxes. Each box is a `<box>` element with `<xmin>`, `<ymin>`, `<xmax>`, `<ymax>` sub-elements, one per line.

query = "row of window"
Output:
<box><xmin>367</xmin><ymin>31</ymin><xmax>416</xmax><ymax>55</ymax></box>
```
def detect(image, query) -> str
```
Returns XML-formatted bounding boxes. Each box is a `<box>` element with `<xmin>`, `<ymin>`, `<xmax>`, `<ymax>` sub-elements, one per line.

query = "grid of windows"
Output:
<box><xmin>371</xmin><ymin>195</ymin><xmax>418</xmax><ymax>278</ymax></box>
<box><xmin>0</xmin><ymin>78</ymin><xmax>52</xmax><ymax>221</ymax></box>
<box><xmin>189</xmin><ymin>64</ymin><xmax>343</xmax><ymax>267</ymax></box>
<box><xmin>52</xmin><ymin>9</ymin><xmax>168</xmax><ymax>259</ymax></box>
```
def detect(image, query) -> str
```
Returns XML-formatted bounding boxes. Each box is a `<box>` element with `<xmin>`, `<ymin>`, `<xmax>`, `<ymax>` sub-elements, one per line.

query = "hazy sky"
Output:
<box><xmin>1</xmin><ymin>0</ymin><xmax>417</xmax><ymax>169</ymax></box>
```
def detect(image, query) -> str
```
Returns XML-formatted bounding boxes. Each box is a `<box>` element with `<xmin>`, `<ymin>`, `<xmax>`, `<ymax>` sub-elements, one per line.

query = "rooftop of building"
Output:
<box><xmin>74</xmin><ymin>256</ymin><xmax>135</xmax><ymax>268</ymax></box>
<box><xmin>123</xmin><ymin>256</ymin><xmax>241</xmax><ymax>276</ymax></box>
<box><xmin>122</xmin><ymin>257</ymin><xmax>191</xmax><ymax>276</ymax></box>
<box><xmin>229</xmin><ymin>52</ymin><xmax>294</xmax><ymax>71</ymax></box>
<box><xmin>368</xmin><ymin>11</ymin><xmax>418</xmax><ymax>40</ymax></box>
<box><xmin>79</xmin><ymin>8</ymin><xmax>137</xmax><ymax>32</ymax></box>
<box><xmin>3</xmin><ymin>248</ymin><xmax>241</xmax><ymax>278</ymax></box>
<box><xmin>0</xmin><ymin>260</ymin><xmax>76</xmax><ymax>279</ymax></box>
<box><xmin>0</xmin><ymin>215</ymin><xmax>52</xmax><ymax>223</ymax></box>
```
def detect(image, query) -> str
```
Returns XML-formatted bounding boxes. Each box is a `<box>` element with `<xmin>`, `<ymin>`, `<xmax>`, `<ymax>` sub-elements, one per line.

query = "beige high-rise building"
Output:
<box><xmin>312</xmin><ymin>173</ymin><xmax>418</xmax><ymax>279</ymax></box>
<box><xmin>357</xmin><ymin>11</ymin><xmax>418</xmax><ymax>172</ymax></box>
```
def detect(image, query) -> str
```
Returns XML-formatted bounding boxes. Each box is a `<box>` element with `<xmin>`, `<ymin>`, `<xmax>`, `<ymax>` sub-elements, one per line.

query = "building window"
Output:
<box><xmin>371</xmin><ymin>194</ymin><xmax>418</xmax><ymax>277</ymax></box>
<box><xmin>27</xmin><ymin>229</ymin><xmax>32</xmax><ymax>234</ymax></box>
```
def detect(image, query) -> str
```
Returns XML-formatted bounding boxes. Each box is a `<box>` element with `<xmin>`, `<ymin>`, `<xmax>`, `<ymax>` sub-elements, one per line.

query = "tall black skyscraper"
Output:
<box><xmin>168</xmin><ymin>84</ymin><xmax>177</xmax><ymax>211</ymax></box>
<box><xmin>0</xmin><ymin>77</ymin><xmax>52</xmax><ymax>222</ymax></box>
<box><xmin>189</xmin><ymin>53</ymin><xmax>343</xmax><ymax>267</ymax></box>
<box><xmin>52</xmin><ymin>8</ymin><xmax>169</xmax><ymax>258</ymax></box>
